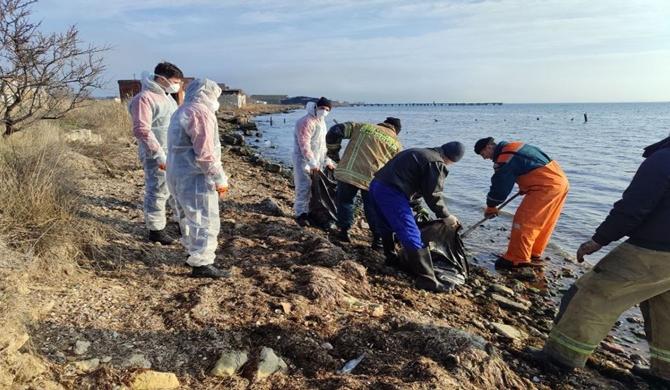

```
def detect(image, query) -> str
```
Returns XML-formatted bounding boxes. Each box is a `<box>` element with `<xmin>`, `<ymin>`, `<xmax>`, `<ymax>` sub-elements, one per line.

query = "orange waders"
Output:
<box><xmin>503</xmin><ymin>160</ymin><xmax>569</xmax><ymax>265</ymax></box>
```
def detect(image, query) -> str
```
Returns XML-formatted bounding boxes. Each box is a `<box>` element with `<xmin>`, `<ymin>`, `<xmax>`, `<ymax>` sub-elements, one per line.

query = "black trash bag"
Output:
<box><xmin>417</xmin><ymin>219</ymin><xmax>469</xmax><ymax>288</ymax></box>
<box><xmin>308</xmin><ymin>169</ymin><xmax>338</xmax><ymax>229</ymax></box>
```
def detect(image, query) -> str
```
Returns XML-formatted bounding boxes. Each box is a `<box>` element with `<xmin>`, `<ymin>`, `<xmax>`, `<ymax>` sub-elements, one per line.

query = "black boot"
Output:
<box><xmin>382</xmin><ymin>234</ymin><xmax>399</xmax><ymax>266</ymax></box>
<box><xmin>371</xmin><ymin>235</ymin><xmax>382</xmax><ymax>251</ymax></box>
<box><xmin>295</xmin><ymin>213</ymin><xmax>310</xmax><ymax>227</ymax></box>
<box><xmin>190</xmin><ymin>264</ymin><xmax>230</xmax><ymax>279</ymax></box>
<box><xmin>148</xmin><ymin>229</ymin><xmax>175</xmax><ymax>245</ymax></box>
<box><xmin>632</xmin><ymin>365</ymin><xmax>670</xmax><ymax>388</ymax></box>
<box><xmin>401</xmin><ymin>248</ymin><xmax>450</xmax><ymax>293</ymax></box>
<box><xmin>336</xmin><ymin>228</ymin><xmax>351</xmax><ymax>243</ymax></box>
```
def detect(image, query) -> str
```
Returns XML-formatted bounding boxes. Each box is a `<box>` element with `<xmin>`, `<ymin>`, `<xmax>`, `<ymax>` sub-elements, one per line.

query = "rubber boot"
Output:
<box><xmin>191</xmin><ymin>264</ymin><xmax>230</xmax><ymax>279</ymax></box>
<box><xmin>336</xmin><ymin>228</ymin><xmax>351</xmax><ymax>243</ymax></box>
<box><xmin>401</xmin><ymin>248</ymin><xmax>450</xmax><ymax>293</ymax></box>
<box><xmin>382</xmin><ymin>234</ymin><xmax>399</xmax><ymax>266</ymax></box>
<box><xmin>148</xmin><ymin>229</ymin><xmax>175</xmax><ymax>245</ymax></box>
<box><xmin>295</xmin><ymin>213</ymin><xmax>310</xmax><ymax>227</ymax></box>
<box><xmin>371</xmin><ymin>235</ymin><xmax>383</xmax><ymax>251</ymax></box>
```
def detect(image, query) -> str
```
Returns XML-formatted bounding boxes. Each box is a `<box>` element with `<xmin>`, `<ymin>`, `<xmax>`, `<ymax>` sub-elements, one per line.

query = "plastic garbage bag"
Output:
<box><xmin>417</xmin><ymin>219</ymin><xmax>469</xmax><ymax>287</ymax></box>
<box><xmin>308</xmin><ymin>169</ymin><xmax>337</xmax><ymax>229</ymax></box>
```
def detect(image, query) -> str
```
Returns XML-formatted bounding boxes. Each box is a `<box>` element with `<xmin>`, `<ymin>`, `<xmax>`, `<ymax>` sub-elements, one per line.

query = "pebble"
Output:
<box><xmin>124</xmin><ymin>353</ymin><xmax>152</xmax><ymax>369</ymax></box>
<box><xmin>72</xmin><ymin>358</ymin><xmax>100</xmax><ymax>373</ymax></box>
<box><xmin>321</xmin><ymin>342</ymin><xmax>334</xmax><ymax>350</ymax></box>
<box><xmin>490</xmin><ymin>293</ymin><xmax>530</xmax><ymax>312</ymax></box>
<box><xmin>130</xmin><ymin>370</ymin><xmax>180</xmax><ymax>390</ymax></box>
<box><xmin>256</xmin><ymin>347</ymin><xmax>288</xmax><ymax>380</ymax></box>
<box><xmin>491</xmin><ymin>284</ymin><xmax>515</xmax><ymax>297</ymax></box>
<box><xmin>74</xmin><ymin>340</ymin><xmax>90</xmax><ymax>355</ymax></box>
<box><xmin>211</xmin><ymin>350</ymin><xmax>248</xmax><ymax>377</ymax></box>
<box><xmin>491</xmin><ymin>322</ymin><xmax>526</xmax><ymax>340</ymax></box>
<box><xmin>601</xmin><ymin>341</ymin><xmax>625</xmax><ymax>355</ymax></box>
<box><xmin>370</xmin><ymin>304</ymin><xmax>385</xmax><ymax>318</ymax></box>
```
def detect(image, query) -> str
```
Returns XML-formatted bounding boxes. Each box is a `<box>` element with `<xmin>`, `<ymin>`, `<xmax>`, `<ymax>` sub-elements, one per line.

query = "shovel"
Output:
<box><xmin>460</xmin><ymin>192</ymin><xmax>521</xmax><ymax>238</ymax></box>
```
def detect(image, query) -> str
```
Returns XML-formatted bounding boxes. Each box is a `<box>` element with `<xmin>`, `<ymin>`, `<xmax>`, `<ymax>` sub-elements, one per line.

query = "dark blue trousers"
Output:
<box><xmin>336</xmin><ymin>181</ymin><xmax>379</xmax><ymax>236</ymax></box>
<box><xmin>369</xmin><ymin>179</ymin><xmax>424</xmax><ymax>250</ymax></box>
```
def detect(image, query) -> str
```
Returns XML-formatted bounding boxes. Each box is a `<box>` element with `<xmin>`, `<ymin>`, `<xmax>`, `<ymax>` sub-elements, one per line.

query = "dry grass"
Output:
<box><xmin>0</xmin><ymin>124</ymin><xmax>80</xmax><ymax>258</ymax></box>
<box><xmin>61</xmin><ymin>99</ymin><xmax>132</xmax><ymax>140</ymax></box>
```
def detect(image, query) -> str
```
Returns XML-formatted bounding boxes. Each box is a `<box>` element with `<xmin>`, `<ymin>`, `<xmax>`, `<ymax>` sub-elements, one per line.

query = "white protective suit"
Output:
<box><xmin>166</xmin><ymin>79</ymin><xmax>228</xmax><ymax>267</ymax></box>
<box><xmin>128</xmin><ymin>76</ymin><xmax>179</xmax><ymax>230</ymax></box>
<box><xmin>292</xmin><ymin>101</ymin><xmax>333</xmax><ymax>216</ymax></box>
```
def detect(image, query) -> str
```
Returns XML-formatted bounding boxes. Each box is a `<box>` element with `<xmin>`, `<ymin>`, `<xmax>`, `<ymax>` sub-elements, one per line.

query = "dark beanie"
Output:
<box><xmin>474</xmin><ymin>137</ymin><xmax>494</xmax><ymax>154</ymax></box>
<box><xmin>440</xmin><ymin>141</ymin><xmax>465</xmax><ymax>162</ymax></box>
<box><xmin>316</xmin><ymin>96</ymin><xmax>332</xmax><ymax>109</ymax></box>
<box><xmin>383</xmin><ymin>117</ymin><xmax>402</xmax><ymax>133</ymax></box>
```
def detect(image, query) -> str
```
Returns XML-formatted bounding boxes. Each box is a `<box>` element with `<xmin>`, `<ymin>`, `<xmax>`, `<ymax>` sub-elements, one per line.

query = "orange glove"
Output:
<box><xmin>158</xmin><ymin>163</ymin><xmax>166</xmax><ymax>171</ymax></box>
<box><xmin>484</xmin><ymin>206</ymin><xmax>499</xmax><ymax>218</ymax></box>
<box><xmin>216</xmin><ymin>185</ymin><xmax>228</xmax><ymax>199</ymax></box>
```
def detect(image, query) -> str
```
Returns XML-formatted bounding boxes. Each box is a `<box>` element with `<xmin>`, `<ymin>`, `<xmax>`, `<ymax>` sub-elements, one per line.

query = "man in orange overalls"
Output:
<box><xmin>474</xmin><ymin>137</ymin><xmax>569</xmax><ymax>269</ymax></box>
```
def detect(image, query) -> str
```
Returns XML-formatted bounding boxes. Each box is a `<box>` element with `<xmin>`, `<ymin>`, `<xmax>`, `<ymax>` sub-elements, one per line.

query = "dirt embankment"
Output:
<box><xmin>0</xmin><ymin>103</ymin><xmax>653</xmax><ymax>389</ymax></box>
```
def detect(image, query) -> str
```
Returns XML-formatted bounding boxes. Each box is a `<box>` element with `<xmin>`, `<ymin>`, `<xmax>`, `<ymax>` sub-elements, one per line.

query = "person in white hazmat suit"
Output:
<box><xmin>292</xmin><ymin>97</ymin><xmax>335</xmax><ymax>227</ymax></box>
<box><xmin>166</xmin><ymin>79</ymin><xmax>229</xmax><ymax>279</ymax></box>
<box><xmin>128</xmin><ymin>62</ymin><xmax>184</xmax><ymax>244</ymax></box>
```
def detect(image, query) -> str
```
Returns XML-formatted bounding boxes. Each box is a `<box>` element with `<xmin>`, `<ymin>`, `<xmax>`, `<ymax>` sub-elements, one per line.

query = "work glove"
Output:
<box><xmin>484</xmin><ymin>206</ymin><xmax>499</xmax><ymax>218</ymax></box>
<box><xmin>216</xmin><ymin>176</ymin><xmax>229</xmax><ymax>200</ymax></box>
<box><xmin>576</xmin><ymin>239</ymin><xmax>602</xmax><ymax>263</ymax></box>
<box><xmin>153</xmin><ymin>150</ymin><xmax>167</xmax><ymax>171</ymax></box>
<box><xmin>443</xmin><ymin>214</ymin><xmax>460</xmax><ymax>229</ymax></box>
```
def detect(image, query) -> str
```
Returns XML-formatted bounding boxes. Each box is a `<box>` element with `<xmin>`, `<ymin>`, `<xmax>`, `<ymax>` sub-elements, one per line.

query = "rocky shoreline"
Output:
<box><xmin>0</xmin><ymin>103</ymin><xmax>654</xmax><ymax>389</ymax></box>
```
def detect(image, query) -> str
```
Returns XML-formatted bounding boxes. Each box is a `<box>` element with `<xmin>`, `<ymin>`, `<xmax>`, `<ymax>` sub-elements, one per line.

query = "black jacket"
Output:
<box><xmin>592</xmin><ymin>144</ymin><xmax>670</xmax><ymax>251</ymax></box>
<box><xmin>374</xmin><ymin>147</ymin><xmax>451</xmax><ymax>218</ymax></box>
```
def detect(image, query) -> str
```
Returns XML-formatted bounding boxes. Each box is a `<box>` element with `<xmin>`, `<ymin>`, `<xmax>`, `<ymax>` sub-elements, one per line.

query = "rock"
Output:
<box><xmin>256</xmin><ymin>347</ymin><xmax>288</xmax><ymax>380</ymax></box>
<box><xmin>124</xmin><ymin>353</ymin><xmax>152</xmax><ymax>369</ymax></box>
<box><xmin>258</xmin><ymin>198</ymin><xmax>284</xmax><ymax>216</ymax></box>
<box><xmin>601</xmin><ymin>341</ymin><xmax>625</xmax><ymax>355</ymax></box>
<box><xmin>279</xmin><ymin>302</ymin><xmax>292</xmax><ymax>314</ymax></box>
<box><xmin>222</xmin><ymin>133</ymin><xmax>244</xmax><ymax>146</ymax></box>
<box><xmin>65</xmin><ymin>129</ymin><xmax>102</xmax><ymax>145</ymax></box>
<box><xmin>4</xmin><ymin>332</ymin><xmax>29</xmax><ymax>354</ymax></box>
<box><xmin>211</xmin><ymin>350</ymin><xmax>248</xmax><ymax>377</ymax></box>
<box><xmin>101</xmin><ymin>356</ymin><xmax>112</xmax><ymax>363</ymax></box>
<box><xmin>491</xmin><ymin>293</ymin><xmax>530</xmax><ymax>312</ymax></box>
<box><xmin>265</xmin><ymin>162</ymin><xmax>282</xmax><ymax>173</ymax></box>
<box><xmin>321</xmin><ymin>342</ymin><xmax>334</xmax><ymax>350</ymax></box>
<box><xmin>74</xmin><ymin>340</ymin><xmax>91</xmax><ymax>355</ymax></box>
<box><xmin>491</xmin><ymin>284</ymin><xmax>514</xmax><ymax>296</ymax></box>
<box><xmin>130</xmin><ymin>371</ymin><xmax>179</xmax><ymax>390</ymax></box>
<box><xmin>626</xmin><ymin>316</ymin><xmax>643</xmax><ymax>324</ymax></box>
<box><xmin>517</xmin><ymin>268</ymin><xmax>537</xmax><ymax>280</ymax></box>
<box><xmin>630</xmin><ymin>353</ymin><xmax>649</xmax><ymax>366</ymax></box>
<box><xmin>491</xmin><ymin>322</ymin><xmax>526</xmax><ymax>340</ymax></box>
<box><xmin>370</xmin><ymin>304</ymin><xmax>385</xmax><ymax>318</ymax></box>
<box><xmin>73</xmin><ymin>358</ymin><xmax>100</xmax><ymax>373</ymax></box>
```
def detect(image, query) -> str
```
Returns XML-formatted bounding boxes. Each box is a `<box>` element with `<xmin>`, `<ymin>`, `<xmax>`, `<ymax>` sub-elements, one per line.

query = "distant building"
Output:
<box><xmin>280</xmin><ymin>96</ymin><xmax>319</xmax><ymax>106</ymax></box>
<box><xmin>219</xmin><ymin>89</ymin><xmax>246</xmax><ymax>109</ymax></box>
<box><xmin>250</xmin><ymin>94</ymin><xmax>288</xmax><ymax>105</ymax></box>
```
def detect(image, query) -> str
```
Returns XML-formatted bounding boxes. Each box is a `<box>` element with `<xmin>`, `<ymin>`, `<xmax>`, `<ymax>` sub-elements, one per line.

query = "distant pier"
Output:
<box><xmin>351</xmin><ymin>102</ymin><xmax>503</xmax><ymax>107</ymax></box>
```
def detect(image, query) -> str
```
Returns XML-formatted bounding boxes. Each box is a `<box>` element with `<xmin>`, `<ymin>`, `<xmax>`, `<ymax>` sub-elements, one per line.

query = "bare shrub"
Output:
<box><xmin>0</xmin><ymin>0</ymin><xmax>108</xmax><ymax>136</ymax></box>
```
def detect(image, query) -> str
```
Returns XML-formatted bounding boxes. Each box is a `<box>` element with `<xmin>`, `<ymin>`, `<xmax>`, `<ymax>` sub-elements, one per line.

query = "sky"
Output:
<box><xmin>34</xmin><ymin>0</ymin><xmax>670</xmax><ymax>103</ymax></box>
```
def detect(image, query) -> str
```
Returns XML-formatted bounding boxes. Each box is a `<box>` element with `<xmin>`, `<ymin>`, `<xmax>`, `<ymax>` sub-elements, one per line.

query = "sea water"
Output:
<box><xmin>254</xmin><ymin>102</ymin><xmax>670</xmax><ymax>263</ymax></box>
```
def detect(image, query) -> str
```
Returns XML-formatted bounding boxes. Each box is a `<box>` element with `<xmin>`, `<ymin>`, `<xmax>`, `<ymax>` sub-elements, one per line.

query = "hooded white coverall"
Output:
<box><xmin>166</xmin><ymin>79</ymin><xmax>228</xmax><ymax>267</ymax></box>
<box><xmin>292</xmin><ymin>101</ymin><xmax>332</xmax><ymax>216</ymax></box>
<box><xmin>128</xmin><ymin>76</ymin><xmax>178</xmax><ymax>231</ymax></box>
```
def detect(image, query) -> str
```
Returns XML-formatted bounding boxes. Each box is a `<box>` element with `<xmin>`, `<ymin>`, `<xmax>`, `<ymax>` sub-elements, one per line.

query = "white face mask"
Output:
<box><xmin>164</xmin><ymin>83</ymin><xmax>180</xmax><ymax>94</ymax></box>
<box><xmin>316</xmin><ymin>108</ymin><xmax>329</xmax><ymax>118</ymax></box>
<box><xmin>208</xmin><ymin>99</ymin><xmax>220</xmax><ymax>112</ymax></box>
<box><xmin>156</xmin><ymin>75</ymin><xmax>180</xmax><ymax>94</ymax></box>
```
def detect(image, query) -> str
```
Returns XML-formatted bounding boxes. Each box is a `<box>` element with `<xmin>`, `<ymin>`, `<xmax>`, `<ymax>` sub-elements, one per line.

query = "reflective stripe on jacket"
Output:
<box><xmin>327</xmin><ymin>122</ymin><xmax>401</xmax><ymax>190</ymax></box>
